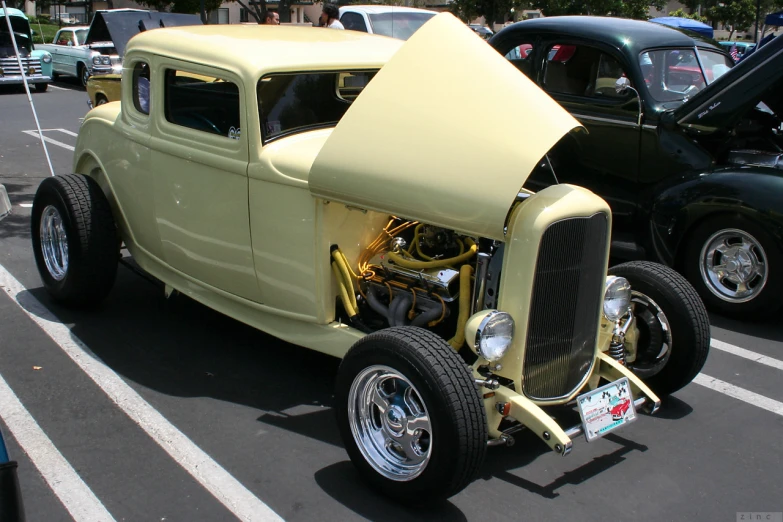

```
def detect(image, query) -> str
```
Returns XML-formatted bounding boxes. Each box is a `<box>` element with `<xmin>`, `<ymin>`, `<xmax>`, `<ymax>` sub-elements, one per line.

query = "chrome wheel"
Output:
<box><xmin>39</xmin><ymin>205</ymin><xmax>69</xmax><ymax>281</ymax></box>
<box><xmin>699</xmin><ymin>228</ymin><xmax>768</xmax><ymax>303</ymax></box>
<box><xmin>347</xmin><ymin>365</ymin><xmax>432</xmax><ymax>481</ymax></box>
<box><xmin>626</xmin><ymin>291</ymin><xmax>672</xmax><ymax>378</ymax></box>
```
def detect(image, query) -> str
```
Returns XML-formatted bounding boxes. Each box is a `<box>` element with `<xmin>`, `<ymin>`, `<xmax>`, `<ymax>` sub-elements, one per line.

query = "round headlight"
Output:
<box><xmin>603</xmin><ymin>276</ymin><xmax>631</xmax><ymax>322</ymax></box>
<box><xmin>102</xmin><ymin>56</ymin><xmax>111</xmax><ymax>65</ymax></box>
<box><xmin>42</xmin><ymin>53</ymin><xmax>52</xmax><ymax>64</ymax></box>
<box><xmin>475</xmin><ymin>311</ymin><xmax>514</xmax><ymax>362</ymax></box>
<box><xmin>92</xmin><ymin>56</ymin><xmax>101</xmax><ymax>65</ymax></box>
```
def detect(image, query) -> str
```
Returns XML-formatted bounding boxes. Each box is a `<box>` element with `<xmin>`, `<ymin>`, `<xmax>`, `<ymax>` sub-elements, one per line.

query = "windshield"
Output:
<box><xmin>258</xmin><ymin>70</ymin><xmax>378</xmax><ymax>143</ymax></box>
<box><xmin>368</xmin><ymin>12</ymin><xmax>435</xmax><ymax>40</ymax></box>
<box><xmin>75</xmin><ymin>29</ymin><xmax>88</xmax><ymax>45</ymax></box>
<box><xmin>640</xmin><ymin>48</ymin><xmax>733</xmax><ymax>103</ymax></box>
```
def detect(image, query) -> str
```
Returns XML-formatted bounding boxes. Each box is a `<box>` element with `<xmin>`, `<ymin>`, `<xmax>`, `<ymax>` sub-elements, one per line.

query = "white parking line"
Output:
<box><xmin>711</xmin><ymin>338</ymin><xmax>783</xmax><ymax>371</ymax></box>
<box><xmin>48</xmin><ymin>85</ymin><xmax>68</xmax><ymax>91</ymax></box>
<box><xmin>19</xmin><ymin>203</ymin><xmax>32</xmax><ymax>208</ymax></box>
<box><xmin>22</xmin><ymin>130</ymin><xmax>74</xmax><ymax>151</ymax></box>
<box><xmin>694</xmin><ymin>374</ymin><xmax>783</xmax><ymax>417</ymax></box>
<box><xmin>0</xmin><ymin>265</ymin><xmax>284</xmax><ymax>522</ymax></box>
<box><xmin>0</xmin><ymin>373</ymin><xmax>116</xmax><ymax>521</ymax></box>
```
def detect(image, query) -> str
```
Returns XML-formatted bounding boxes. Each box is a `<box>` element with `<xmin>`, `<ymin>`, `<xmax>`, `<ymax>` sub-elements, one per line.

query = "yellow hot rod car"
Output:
<box><xmin>31</xmin><ymin>14</ymin><xmax>709</xmax><ymax>502</ymax></box>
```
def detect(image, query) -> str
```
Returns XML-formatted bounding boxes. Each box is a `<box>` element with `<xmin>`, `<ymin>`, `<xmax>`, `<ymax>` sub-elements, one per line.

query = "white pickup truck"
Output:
<box><xmin>36</xmin><ymin>25</ymin><xmax>116</xmax><ymax>87</ymax></box>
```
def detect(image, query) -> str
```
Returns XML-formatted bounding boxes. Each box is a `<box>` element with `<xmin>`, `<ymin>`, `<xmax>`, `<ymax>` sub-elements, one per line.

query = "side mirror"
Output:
<box><xmin>615</xmin><ymin>76</ymin><xmax>631</xmax><ymax>94</ymax></box>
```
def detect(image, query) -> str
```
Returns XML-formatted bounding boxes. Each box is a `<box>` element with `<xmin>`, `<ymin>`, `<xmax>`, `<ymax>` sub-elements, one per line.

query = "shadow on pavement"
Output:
<box><xmin>314</xmin><ymin>461</ymin><xmax>466</xmax><ymax>521</ymax></box>
<box><xmin>480</xmin><ymin>430</ymin><xmax>648</xmax><ymax>499</ymax></box>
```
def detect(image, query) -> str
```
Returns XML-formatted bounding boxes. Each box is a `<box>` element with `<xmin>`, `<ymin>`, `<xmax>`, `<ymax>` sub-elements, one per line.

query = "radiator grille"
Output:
<box><xmin>0</xmin><ymin>57</ymin><xmax>43</xmax><ymax>76</ymax></box>
<box><xmin>522</xmin><ymin>213</ymin><xmax>608</xmax><ymax>400</ymax></box>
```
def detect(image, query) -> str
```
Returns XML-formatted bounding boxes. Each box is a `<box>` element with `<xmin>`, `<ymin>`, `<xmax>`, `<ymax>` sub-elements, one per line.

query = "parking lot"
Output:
<box><xmin>1</xmin><ymin>83</ymin><xmax>782</xmax><ymax>521</ymax></box>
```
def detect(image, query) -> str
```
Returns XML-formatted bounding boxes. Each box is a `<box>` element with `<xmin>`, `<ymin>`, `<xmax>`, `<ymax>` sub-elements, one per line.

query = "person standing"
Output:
<box><xmin>262</xmin><ymin>10</ymin><xmax>280</xmax><ymax>24</ymax></box>
<box><xmin>319</xmin><ymin>4</ymin><xmax>344</xmax><ymax>29</ymax></box>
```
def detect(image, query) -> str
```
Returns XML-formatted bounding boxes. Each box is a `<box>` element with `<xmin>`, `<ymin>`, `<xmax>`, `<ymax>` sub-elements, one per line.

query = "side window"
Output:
<box><xmin>341</xmin><ymin>12</ymin><xmax>368</xmax><ymax>32</ymax></box>
<box><xmin>164</xmin><ymin>69</ymin><xmax>241</xmax><ymax>139</ymax></box>
<box><xmin>132</xmin><ymin>62</ymin><xmax>151</xmax><ymax>115</ymax></box>
<box><xmin>258</xmin><ymin>71</ymin><xmax>376</xmax><ymax>142</ymax></box>
<box><xmin>55</xmin><ymin>31</ymin><xmax>67</xmax><ymax>45</ymax></box>
<box><xmin>542</xmin><ymin>44</ymin><xmax>601</xmax><ymax>97</ymax></box>
<box><xmin>591</xmin><ymin>53</ymin><xmax>630</xmax><ymax>98</ymax></box>
<box><xmin>503</xmin><ymin>42</ymin><xmax>534</xmax><ymax>79</ymax></box>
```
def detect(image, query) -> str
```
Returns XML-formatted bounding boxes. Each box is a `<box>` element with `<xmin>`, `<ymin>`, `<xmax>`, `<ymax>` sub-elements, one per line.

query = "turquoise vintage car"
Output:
<box><xmin>0</xmin><ymin>8</ymin><xmax>52</xmax><ymax>91</ymax></box>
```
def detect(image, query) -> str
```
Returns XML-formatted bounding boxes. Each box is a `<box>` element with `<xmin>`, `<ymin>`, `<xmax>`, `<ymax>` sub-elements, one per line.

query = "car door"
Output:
<box><xmin>531</xmin><ymin>39</ymin><xmax>642</xmax><ymax>254</ymax></box>
<box><xmin>51</xmin><ymin>30</ymin><xmax>68</xmax><ymax>73</ymax></box>
<box><xmin>150</xmin><ymin>62</ymin><xmax>260</xmax><ymax>302</ymax></box>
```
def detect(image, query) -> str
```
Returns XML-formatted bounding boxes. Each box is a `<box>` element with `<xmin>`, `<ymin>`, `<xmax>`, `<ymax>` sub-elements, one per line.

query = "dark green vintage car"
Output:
<box><xmin>490</xmin><ymin>17</ymin><xmax>783</xmax><ymax>319</ymax></box>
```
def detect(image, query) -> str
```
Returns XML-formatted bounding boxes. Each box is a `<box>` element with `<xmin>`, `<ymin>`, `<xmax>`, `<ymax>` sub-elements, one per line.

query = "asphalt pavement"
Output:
<box><xmin>0</xmin><ymin>83</ymin><xmax>781</xmax><ymax>522</ymax></box>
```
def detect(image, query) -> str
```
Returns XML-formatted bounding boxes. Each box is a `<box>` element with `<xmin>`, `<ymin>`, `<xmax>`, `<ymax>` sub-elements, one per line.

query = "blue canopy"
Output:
<box><xmin>649</xmin><ymin>16</ymin><xmax>714</xmax><ymax>39</ymax></box>
<box><xmin>766</xmin><ymin>11</ymin><xmax>783</xmax><ymax>26</ymax></box>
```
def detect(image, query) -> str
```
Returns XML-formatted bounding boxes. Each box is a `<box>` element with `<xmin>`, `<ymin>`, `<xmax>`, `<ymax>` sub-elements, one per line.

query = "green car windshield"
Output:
<box><xmin>640</xmin><ymin>48</ymin><xmax>734</xmax><ymax>103</ymax></box>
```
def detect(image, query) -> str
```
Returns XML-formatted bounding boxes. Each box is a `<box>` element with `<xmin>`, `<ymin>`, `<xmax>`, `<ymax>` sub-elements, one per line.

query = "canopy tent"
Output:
<box><xmin>649</xmin><ymin>17</ymin><xmax>714</xmax><ymax>39</ymax></box>
<box><xmin>766</xmin><ymin>11</ymin><xmax>783</xmax><ymax>27</ymax></box>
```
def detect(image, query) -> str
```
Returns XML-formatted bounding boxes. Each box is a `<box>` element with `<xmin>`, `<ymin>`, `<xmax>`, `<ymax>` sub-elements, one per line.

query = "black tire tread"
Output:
<box><xmin>338</xmin><ymin>326</ymin><xmax>487</xmax><ymax>502</ymax></box>
<box><xmin>609</xmin><ymin>261</ymin><xmax>710</xmax><ymax>395</ymax></box>
<box><xmin>32</xmin><ymin>174</ymin><xmax>118</xmax><ymax>306</ymax></box>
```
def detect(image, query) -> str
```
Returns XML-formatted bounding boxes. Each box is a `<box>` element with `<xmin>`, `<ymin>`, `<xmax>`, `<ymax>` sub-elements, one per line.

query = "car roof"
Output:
<box><xmin>126</xmin><ymin>24</ymin><xmax>404</xmax><ymax>76</ymax></box>
<box><xmin>496</xmin><ymin>16</ymin><xmax>723</xmax><ymax>55</ymax></box>
<box><xmin>339</xmin><ymin>5</ymin><xmax>437</xmax><ymax>14</ymax></box>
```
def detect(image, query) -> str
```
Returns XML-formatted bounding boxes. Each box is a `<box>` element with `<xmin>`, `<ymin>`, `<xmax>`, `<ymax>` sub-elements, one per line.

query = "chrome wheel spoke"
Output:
<box><xmin>699</xmin><ymin>228</ymin><xmax>769</xmax><ymax>304</ymax></box>
<box><xmin>39</xmin><ymin>206</ymin><xmax>69</xmax><ymax>281</ymax></box>
<box><xmin>348</xmin><ymin>365</ymin><xmax>432</xmax><ymax>481</ymax></box>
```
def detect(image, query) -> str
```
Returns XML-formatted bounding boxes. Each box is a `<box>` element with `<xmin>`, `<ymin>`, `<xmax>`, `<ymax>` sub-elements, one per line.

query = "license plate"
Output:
<box><xmin>576</xmin><ymin>377</ymin><xmax>637</xmax><ymax>442</ymax></box>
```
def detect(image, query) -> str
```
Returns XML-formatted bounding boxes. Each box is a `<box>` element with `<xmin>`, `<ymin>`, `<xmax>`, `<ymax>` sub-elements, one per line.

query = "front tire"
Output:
<box><xmin>31</xmin><ymin>174</ymin><xmax>119</xmax><ymax>307</ymax></box>
<box><xmin>79</xmin><ymin>64</ymin><xmax>90</xmax><ymax>88</ymax></box>
<box><xmin>609</xmin><ymin>261</ymin><xmax>710</xmax><ymax>396</ymax></box>
<box><xmin>683</xmin><ymin>214</ymin><xmax>781</xmax><ymax>319</ymax></box>
<box><xmin>34</xmin><ymin>83</ymin><xmax>48</xmax><ymax>93</ymax></box>
<box><xmin>336</xmin><ymin>327</ymin><xmax>486</xmax><ymax>504</ymax></box>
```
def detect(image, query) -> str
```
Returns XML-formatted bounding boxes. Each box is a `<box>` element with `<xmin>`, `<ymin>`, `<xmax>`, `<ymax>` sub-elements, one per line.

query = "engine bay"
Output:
<box><xmin>331</xmin><ymin>218</ymin><xmax>502</xmax><ymax>348</ymax></box>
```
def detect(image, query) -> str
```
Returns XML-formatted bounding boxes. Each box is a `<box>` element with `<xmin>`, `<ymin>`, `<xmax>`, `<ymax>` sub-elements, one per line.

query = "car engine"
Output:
<box><xmin>331</xmin><ymin>218</ymin><xmax>501</xmax><ymax>348</ymax></box>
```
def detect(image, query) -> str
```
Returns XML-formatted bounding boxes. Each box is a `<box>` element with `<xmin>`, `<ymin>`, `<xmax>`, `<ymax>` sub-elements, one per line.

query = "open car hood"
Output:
<box><xmin>84</xmin><ymin>10</ymin><xmax>202</xmax><ymax>57</ymax></box>
<box><xmin>672</xmin><ymin>33</ymin><xmax>783</xmax><ymax>133</ymax></box>
<box><xmin>308</xmin><ymin>13</ymin><xmax>581</xmax><ymax>240</ymax></box>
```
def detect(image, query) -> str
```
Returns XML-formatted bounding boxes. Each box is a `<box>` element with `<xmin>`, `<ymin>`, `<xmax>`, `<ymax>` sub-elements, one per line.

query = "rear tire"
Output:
<box><xmin>34</xmin><ymin>83</ymin><xmax>48</xmax><ymax>93</ymax></box>
<box><xmin>609</xmin><ymin>261</ymin><xmax>710</xmax><ymax>396</ymax></box>
<box><xmin>31</xmin><ymin>174</ymin><xmax>119</xmax><ymax>307</ymax></box>
<box><xmin>336</xmin><ymin>326</ymin><xmax>486</xmax><ymax>504</ymax></box>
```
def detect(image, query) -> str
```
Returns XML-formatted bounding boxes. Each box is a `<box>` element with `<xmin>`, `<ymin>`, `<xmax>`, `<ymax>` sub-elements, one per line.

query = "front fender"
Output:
<box><xmin>30</xmin><ymin>50</ymin><xmax>53</xmax><ymax>78</ymax></box>
<box><xmin>650</xmin><ymin>167</ymin><xmax>783</xmax><ymax>266</ymax></box>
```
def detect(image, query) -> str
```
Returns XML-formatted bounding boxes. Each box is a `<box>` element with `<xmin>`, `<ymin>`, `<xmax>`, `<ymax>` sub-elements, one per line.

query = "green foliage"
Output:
<box><xmin>30</xmin><ymin>23</ymin><xmax>59</xmax><ymax>45</ymax></box>
<box><xmin>668</xmin><ymin>7</ymin><xmax>708</xmax><ymax>23</ymax></box>
<box><xmin>453</xmin><ymin>0</ymin><xmax>666</xmax><ymax>21</ymax></box>
<box><xmin>134</xmin><ymin>0</ymin><xmax>224</xmax><ymax>16</ymax></box>
<box><xmin>708</xmin><ymin>0</ymin><xmax>755</xmax><ymax>38</ymax></box>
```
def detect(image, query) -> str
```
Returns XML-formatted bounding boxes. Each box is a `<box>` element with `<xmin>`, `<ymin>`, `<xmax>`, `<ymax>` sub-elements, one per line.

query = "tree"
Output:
<box><xmin>668</xmin><ymin>7</ymin><xmax>708</xmax><ymax>22</ymax></box>
<box><xmin>450</xmin><ymin>0</ymin><xmax>528</xmax><ymax>27</ymax></box>
<box><xmin>709</xmin><ymin>0</ymin><xmax>755</xmax><ymax>39</ymax></box>
<box><xmin>135</xmin><ymin>0</ymin><xmax>229</xmax><ymax>20</ymax></box>
<box><xmin>519</xmin><ymin>0</ymin><xmax>664</xmax><ymax>19</ymax></box>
